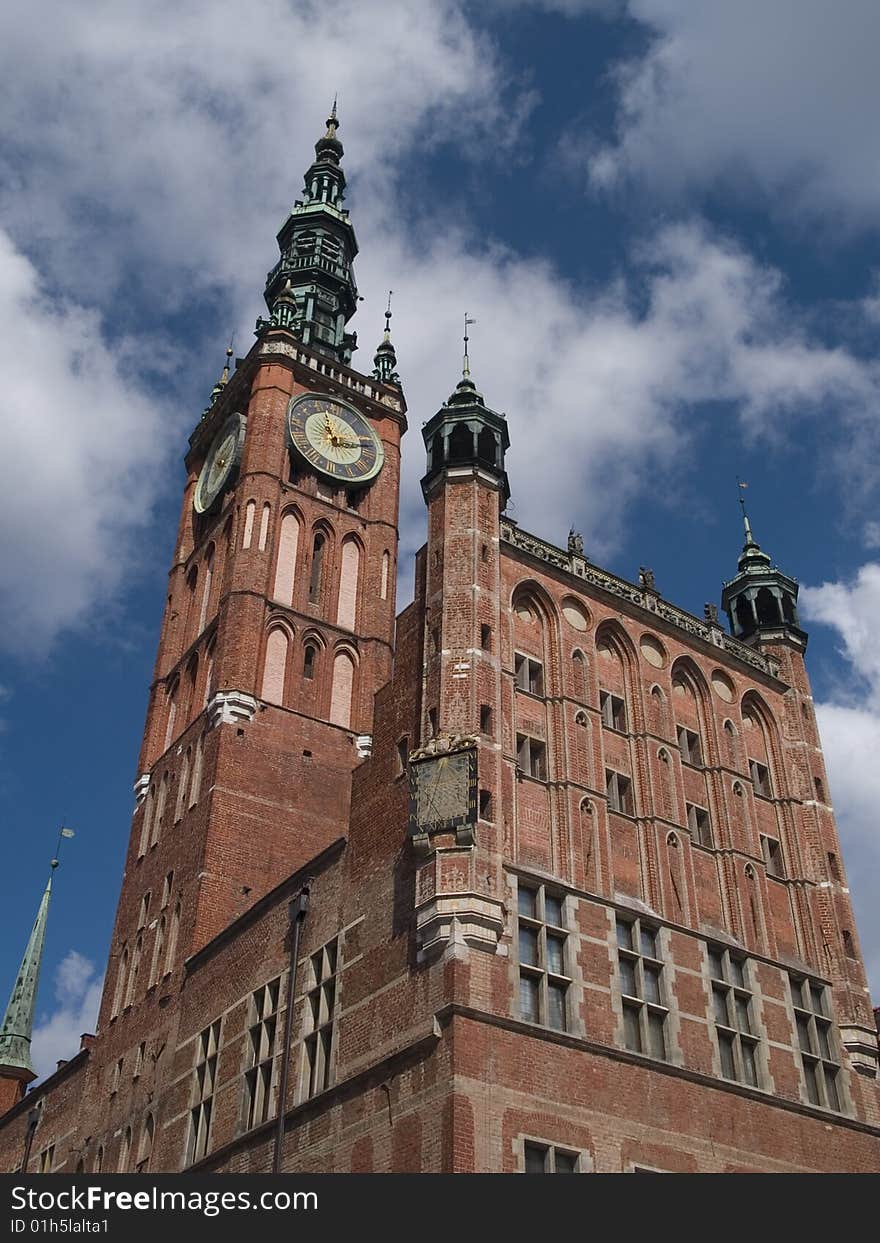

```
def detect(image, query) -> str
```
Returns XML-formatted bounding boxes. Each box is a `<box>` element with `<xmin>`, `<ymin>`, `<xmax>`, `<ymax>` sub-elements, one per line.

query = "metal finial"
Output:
<box><xmin>737</xmin><ymin>477</ymin><xmax>753</xmax><ymax>543</ymax></box>
<box><xmin>50</xmin><ymin>825</ymin><xmax>75</xmax><ymax>872</ymax></box>
<box><xmin>463</xmin><ymin>314</ymin><xmax>476</xmax><ymax>378</ymax></box>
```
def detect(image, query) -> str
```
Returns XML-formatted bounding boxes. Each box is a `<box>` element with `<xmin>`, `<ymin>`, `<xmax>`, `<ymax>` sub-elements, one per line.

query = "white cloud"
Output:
<box><xmin>0</xmin><ymin>227</ymin><xmax>172</xmax><ymax>654</ymax></box>
<box><xmin>31</xmin><ymin>951</ymin><xmax>102</xmax><ymax>1083</ymax></box>
<box><xmin>801</xmin><ymin>566</ymin><xmax>880</xmax><ymax>998</ymax></box>
<box><xmin>585</xmin><ymin>1</ymin><xmax>880</xmax><ymax>226</ymax></box>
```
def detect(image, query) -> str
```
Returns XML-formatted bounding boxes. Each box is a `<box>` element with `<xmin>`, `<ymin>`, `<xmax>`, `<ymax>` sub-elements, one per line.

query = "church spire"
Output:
<box><xmin>259</xmin><ymin>105</ymin><xmax>360</xmax><ymax>365</ymax></box>
<box><xmin>0</xmin><ymin>874</ymin><xmax>53</xmax><ymax>1093</ymax></box>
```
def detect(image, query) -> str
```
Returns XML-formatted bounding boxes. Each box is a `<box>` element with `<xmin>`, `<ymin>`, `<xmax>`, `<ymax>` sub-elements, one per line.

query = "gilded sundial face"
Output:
<box><xmin>409</xmin><ymin>749</ymin><xmax>477</xmax><ymax>837</ymax></box>
<box><xmin>194</xmin><ymin>413</ymin><xmax>246</xmax><ymax>514</ymax></box>
<box><xmin>287</xmin><ymin>394</ymin><xmax>384</xmax><ymax>485</ymax></box>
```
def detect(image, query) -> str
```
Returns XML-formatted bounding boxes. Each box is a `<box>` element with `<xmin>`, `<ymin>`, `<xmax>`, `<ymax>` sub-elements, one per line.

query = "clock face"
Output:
<box><xmin>409</xmin><ymin>749</ymin><xmax>477</xmax><ymax>838</ymax></box>
<box><xmin>194</xmin><ymin>413</ymin><xmax>246</xmax><ymax>514</ymax></box>
<box><xmin>287</xmin><ymin>394</ymin><xmax>384</xmax><ymax>485</ymax></box>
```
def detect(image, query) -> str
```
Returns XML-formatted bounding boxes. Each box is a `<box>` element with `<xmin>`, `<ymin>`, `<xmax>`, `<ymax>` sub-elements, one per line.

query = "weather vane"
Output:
<box><xmin>50</xmin><ymin>824</ymin><xmax>76</xmax><ymax>871</ymax></box>
<box><xmin>463</xmin><ymin>313</ymin><xmax>476</xmax><ymax>378</ymax></box>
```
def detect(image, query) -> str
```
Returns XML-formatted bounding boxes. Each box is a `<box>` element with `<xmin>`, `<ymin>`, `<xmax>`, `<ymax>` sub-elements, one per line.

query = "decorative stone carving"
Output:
<box><xmin>133</xmin><ymin>774</ymin><xmax>150</xmax><ymax>806</ymax></box>
<box><xmin>840</xmin><ymin>1024</ymin><xmax>879</xmax><ymax>1078</ymax></box>
<box><xmin>207</xmin><ymin>690</ymin><xmax>258</xmax><ymax>729</ymax></box>
<box><xmin>415</xmin><ymin>892</ymin><xmax>506</xmax><ymax>960</ymax></box>
<box><xmin>355</xmin><ymin>734</ymin><xmax>373</xmax><ymax>759</ymax></box>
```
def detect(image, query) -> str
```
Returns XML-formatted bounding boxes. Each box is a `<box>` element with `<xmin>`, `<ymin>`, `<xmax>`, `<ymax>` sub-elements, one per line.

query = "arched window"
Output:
<box><xmin>138</xmin><ymin>1116</ymin><xmax>154</xmax><ymax>1172</ymax></box>
<box><xmin>164</xmin><ymin>902</ymin><xmax>180</xmax><ymax>977</ymax></box>
<box><xmin>303</xmin><ymin>644</ymin><xmax>317</xmax><ymax>680</ymax></box>
<box><xmin>188</xmin><ymin>735</ymin><xmax>204</xmax><ymax>808</ymax></box>
<box><xmin>448</xmin><ymin>423</ymin><xmax>473</xmax><ymax>463</ymax></box>
<box><xmin>329</xmin><ymin>650</ymin><xmax>355</xmax><ymax>728</ymax></box>
<box><xmin>258</xmin><ymin>502</ymin><xmax>271</xmax><ymax>552</ymax></box>
<box><xmin>380</xmin><ymin>550</ymin><xmax>390</xmax><ymax>601</ymax></box>
<box><xmin>175</xmin><ymin>749</ymin><xmax>191</xmax><ymax>823</ymax></box>
<box><xmin>153</xmin><ymin>773</ymin><xmax>169</xmax><ymax>844</ymax></box>
<box><xmin>112</xmin><ymin>945</ymin><xmax>128</xmax><ymax>1018</ymax></box>
<box><xmin>261</xmin><ymin>628</ymin><xmax>289</xmax><ymax>704</ymax></box>
<box><xmin>572</xmin><ymin>650</ymin><xmax>587</xmax><ymax>701</ymax></box>
<box><xmin>272</xmin><ymin>512</ymin><xmax>300</xmax><ymax>605</ymax></box>
<box><xmin>119</xmin><ymin>1128</ymin><xmax>132</xmax><ymax>1173</ymax></box>
<box><xmin>309</xmin><ymin>532</ymin><xmax>326</xmax><ymax>604</ymax></box>
<box><xmin>756</xmin><ymin>587</ymin><xmax>780</xmax><ymax>626</ymax></box>
<box><xmin>164</xmin><ymin>681</ymin><xmax>178</xmax><ymax>751</ymax></box>
<box><xmin>125</xmin><ymin>933</ymin><xmax>142</xmax><ymax>1008</ymax></box>
<box><xmin>203</xmin><ymin>641</ymin><xmax>215</xmax><ymax>709</ymax></box>
<box><xmin>242</xmin><ymin>499</ymin><xmax>256</xmax><ymax>549</ymax></box>
<box><xmin>185</xmin><ymin>567</ymin><xmax>198</xmax><ymax>643</ymax></box>
<box><xmin>477</xmin><ymin>426</ymin><xmax>497</xmax><ymax>467</ymax></box>
<box><xmin>336</xmin><ymin>538</ymin><xmax>360</xmax><ymax>630</ymax></box>
<box><xmin>138</xmin><ymin>786</ymin><xmax>155</xmax><ymax>857</ymax></box>
<box><xmin>150</xmin><ymin>916</ymin><xmax>166</xmax><ymax>988</ymax></box>
<box><xmin>198</xmin><ymin>545</ymin><xmax>214</xmax><ymax>634</ymax></box>
<box><xmin>183</xmin><ymin>655</ymin><xmax>199</xmax><ymax>726</ymax></box>
<box><xmin>95</xmin><ymin>1147</ymin><xmax>104</xmax><ymax>1174</ymax></box>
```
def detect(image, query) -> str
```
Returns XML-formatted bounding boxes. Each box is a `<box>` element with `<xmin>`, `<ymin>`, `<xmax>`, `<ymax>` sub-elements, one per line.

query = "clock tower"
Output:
<box><xmin>96</xmin><ymin>110</ymin><xmax>406</xmax><ymax>1040</ymax></box>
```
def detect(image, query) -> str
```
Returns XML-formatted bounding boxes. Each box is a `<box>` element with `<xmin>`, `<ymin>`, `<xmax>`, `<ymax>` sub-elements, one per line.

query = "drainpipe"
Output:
<box><xmin>272</xmin><ymin>886</ymin><xmax>309</xmax><ymax>1175</ymax></box>
<box><xmin>21</xmin><ymin>1103</ymin><xmax>41</xmax><ymax>1173</ymax></box>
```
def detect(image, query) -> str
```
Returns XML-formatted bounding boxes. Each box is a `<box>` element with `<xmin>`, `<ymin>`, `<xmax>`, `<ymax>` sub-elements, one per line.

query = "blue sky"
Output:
<box><xmin>1</xmin><ymin>0</ymin><xmax>879</xmax><ymax>1078</ymax></box>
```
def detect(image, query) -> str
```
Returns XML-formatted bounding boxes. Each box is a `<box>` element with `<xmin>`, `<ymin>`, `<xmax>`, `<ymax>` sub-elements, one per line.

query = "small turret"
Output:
<box><xmin>721</xmin><ymin>488</ymin><xmax>804</xmax><ymax>646</ymax></box>
<box><xmin>421</xmin><ymin>316</ymin><xmax>510</xmax><ymax>504</ymax></box>
<box><xmin>372</xmin><ymin>292</ymin><xmax>400</xmax><ymax>385</ymax></box>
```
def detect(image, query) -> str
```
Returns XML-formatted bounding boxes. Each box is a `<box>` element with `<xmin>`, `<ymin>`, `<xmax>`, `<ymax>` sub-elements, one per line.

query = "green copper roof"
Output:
<box><xmin>0</xmin><ymin>875</ymin><xmax>52</xmax><ymax>1079</ymax></box>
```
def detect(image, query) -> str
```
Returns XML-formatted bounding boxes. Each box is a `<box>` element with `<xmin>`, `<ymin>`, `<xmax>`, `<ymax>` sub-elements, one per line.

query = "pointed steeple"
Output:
<box><xmin>259</xmin><ymin>105</ymin><xmax>360</xmax><ymax>365</ymax></box>
<box><xmin>372</xmin><ymin>292</ymin><xmax>399</xmax><ymax>384</ymax></box>
<box><xmin>202</xmin><ymin>344</ymin><xmax>234</xmax><ymax>418</ymax></box>
<box><xmin>0</xmin><ymin>874</ymin><xmax>53</xmax><ymax>1088</ymax></box>
<box><xmin>421</xmin><ymin>317</ymin><xmax>510</xmax><ymax>505</ymax></box>
<box><xmin>721</xmin><ymin>487</ymin><xmax>804</xmax><ymax>645</ymax></box>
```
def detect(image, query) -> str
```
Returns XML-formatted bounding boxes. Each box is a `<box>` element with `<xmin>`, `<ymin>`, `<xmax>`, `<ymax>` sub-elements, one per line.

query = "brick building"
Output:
<box><xmin>1</xmin><ymin>110</ymin><xmax>879</xmax><ymax>1175</ymax></box>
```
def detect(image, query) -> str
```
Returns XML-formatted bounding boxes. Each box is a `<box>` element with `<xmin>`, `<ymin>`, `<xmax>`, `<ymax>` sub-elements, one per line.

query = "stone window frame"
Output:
<box><xmin>520</xmin><ymin>1137</ymin><xmax>585</xmax><ymax>1173</ymax></box>
<box><xmin>515</xmin><ymin>880</ymin><xmax>570</xmax><ymax>1033</ymax></box>
<box><xmin>243</xmin><ymin>976</ymin><xmax>283</xmax><ymax>1131</ymax></box>
<box><xmin>708</xmin><ymin>945</ymin><xmax>761</xmax><ymax>1088</ymax></box>
<box><xmin>789</xmin><ymin>975</ymin><xmax>843</xmax><ymax>1112</ymax></box>
<box><xmin>186</xmin><ymin>1018</ymin><xmax>222</xmax><ymax>1166</ymax></box>
<box><xmin>615</xmin><ymin>915</ymin><xmax>669</xmax><ymax>1061</ymax></box>
<box><xmin>301</xmin><ymin>934</ymin><xmax>342</xmax><ymax>1101</ymax></box>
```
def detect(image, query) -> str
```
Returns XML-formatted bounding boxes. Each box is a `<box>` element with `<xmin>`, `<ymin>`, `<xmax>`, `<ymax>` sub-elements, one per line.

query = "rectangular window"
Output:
<box><xmin>245</xmin><ymin>977</ymin><xmax>281</xmax><ymax>1130</ymax></box>
<box><xmin>187</xmin><ymin>1020</ymin><xmax>221</xmax><ymax>1165</ymax></box>
<box><xmin>606</xmin><ymin>769</ymin><xmax>634</xmax><ymax>816</ymax></box>
<box><xmin>677</xmin><ymin>726</ymin><xmax>703</xmax><ymax>767</ymax></box>
<box><xmin>110</xmin><ymin>1057</ymin><xmax>123</xmax><ymax>1096</ymax></box>
<box><xmin>304</xmin><ymin>937</ymin><xmax>340</xmax><ymax>1100</ymax></box>
<box><xmin>480</xmin><ymin>704</ymin><xmax>492</xmax><ymax>734</ymax></box>
<box><xmin>749</xmin><ymin>759</ymin><xmax>771</xmax><ymax>798</ymax></box>
<box><xmin>517</xmin><ymin>734</ymin><xmax>547</xmax><ymax>781</ymax></box>
<box><xmin>133</xmin><ymin>1042</ymin><xmax>145</xmax><ymax>1079</ymax></box>
<box><xmin>514</xmin><ymin>653</ymin><xmax>544</xmax><ymax>696</ymax></box>
<box><xmin>761</xmin><ymin>834</ymin><xmax>785</xmax><ymax>878</ymax></box>
<box><xmin>600</xmin><ymin>690</ymin><xmax>626</xmax><ymax>732</ymax></box>
<box><xmin>789</xmin><ymin>976</ymin><xmax>842</xmax><ymax>1111</ymax></box>
<box><xmin>686</xmin><ymin>803</ymin><xmax>713</xmax><ymax>848</ymax></box>
<box><xmin>708</xmin><ymin>946</ymin><xmax>760</xmax><ymax>1087</ymax></box>
<box><xmin>38</xmin><ymin>1145</ymin><xmax>55</xmax><ymax>1174</ymax></box>
<box><xmin>516</xmin><ymin>882</ymin><xmax>570</xmax><ymax>1032</ymax></box>
<box><xmin>523</xmin><ymin>1140</ymin><xmax>581</xmax><ymax>1172</ymax></box>
<box><xmin>616</xmin><ymin>917</ymin><xmax>668</xmax><ymax>1060</ymax></box>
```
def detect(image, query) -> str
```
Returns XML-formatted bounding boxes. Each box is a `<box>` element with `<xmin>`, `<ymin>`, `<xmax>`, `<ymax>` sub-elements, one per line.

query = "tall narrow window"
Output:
<box><xmin>329</xmin><ymin>651</ymin><xmax>355</xmax><ymax>728</ymax></box>
<box><xmin>790</xmin><ymin>976</ymin><xmax>841</xmax><ymax>1111</ymax></box>
<box><xmin>258</xmin><ymin>502</ymin><xmax>271</xmax><ymax>551</ymax></box>
<box><xmin>197</xmin><ymin>546</ymin><xmax>214</xmax><ymax>634</ymax></box>
<box><xmin>175</xmin><ymin>749</ymin><xmax>191</xmax><ymax>822</ymax></box>
<box><xmin>245</xmin><ymin>978</ymin><xmax>282</xmax><ymax>1129</ymax></box>
<box><xmin>616</xmin><ymin>917</ymin><xmax>668</xmax><ymax>1059</ymax></box>
<box><xmin>125</xmin><ymin>933</ymin><xmax>142</xmax><ymax>1008</ymax></box>
<box><xmin>309</xmin><ymin>532</ymin><xmax>326</xmax><ymax>604</ymax></box>
<box><xmin>272</xmin><ymin>512</ymin><xmax>300</xmax><ymax>606</ymax></box>
<box><xmin>572</xmin><ymin>650</ymin><xmax>587</xmax><ymax>701</ymax></box>
<box><xmin>149</xmin><ymin>916</ymin><xmax>166</xmax><ymax>988</ymax></box>
<box><xmin>136</xmin><ymin>1115</ymin><xmax>154</xmax><ymax>1173</ymax></box>
<box><xmin>303</xmin><ymin>644</ymin><xmax>317</xmax><ymax>680</ymax></box>
<box><xmin>761</xmin><ymin>834</ymin><xmax>785</xmax><ymax>877</ymax></box>
<box><xmin>138</xmin><ymin>786</ymin><xmax>155</xmax><ymax>857</ymax></box>
<box><xmin>336</xmin><ymin>537</ymin><xmax>360</xmax><ymax>630</ymax></box>
<box><xmin>380</xmin><ymin>550</ymin><xmax>390</xmax><ymax>600</ymax></box>
<box><xmin>709</xmin><ymin>945</ymin><xmax>760</xmax><ymax>1086</ymax></box>
<box><xmin>304</xmin><ymin>937</ymin><xmax>341</xmax><ymax>1099</ymax></box>
<box><xmin>164</xmin><ymin>901</ymin><xmax>180</xmax><ymax>977</ymax></box>
<box><xmin>188</xmin><ymin>735</ymin><xmax>204</xmax><ymax>808</ymax></box>
<box><xmin>516</xmin><ymin>883</ymin><xmax>569</xmax><ymax>1031</ymax></box>
<box><xmin>261</xmin><ymin>628</ymin><xmax>289</xmax><ymax>705</ymax></box>
<box><xmin>686</xmin><ymin>803</ymin><xmax>713</xmax><ymax>847</ymax></box>
<box><xmin>118</xmin><ymin>1128</ymin><xmax>132</xmax><ymax>1173</ymax></box>
<box><xmin>242</xmin><ymin>499</ymin><xmax>256</xmax><ymax>549</ymax></box>
<box><xmin>164</xmin><ymin>682</ymin><xmax>178</xmax><ymax>751</ymax></box>
<box><xmin>187</xmin><ymin>1020</ymin><xmax>221</xmax><ymax>1165</ymax></box>
<box><xmin>111</xmin><ymin>945</ymin><xmax>128</xmax><ymax>1019</ymax></box>
<box><xmin>153</xmin><ymin>773</ymin><xmax>169</xmax><ymax>844</ymax></box>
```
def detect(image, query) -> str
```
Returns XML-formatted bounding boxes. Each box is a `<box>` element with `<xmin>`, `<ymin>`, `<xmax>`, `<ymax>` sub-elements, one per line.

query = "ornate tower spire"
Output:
<box><xmin>421</xmin><ymin>319</ymin><xmax>510</xmax><ymax>506</ymax></box>
<box><xmin>372</xmin><ymin>292</ymin><xmax>399</xmax><ymax>384</ymax></box>
<box><xmin>721</xmin><ymin>484</ymin><xmax>804</xmax><ymax>644</ymax></box>
<box><xmin>0</xmin><ymin>874</ymin><xmax>53</xmax><ymax>1098</ymax></box>
<box><xmin>259</xmin><ymin>105</ymin><xmax>360</xmax><ymax>365</ymax></box>
<box><xmin>202</xmin><ymin>344</ymin><xmax>234</xmax><ymax>418</ymax></box>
